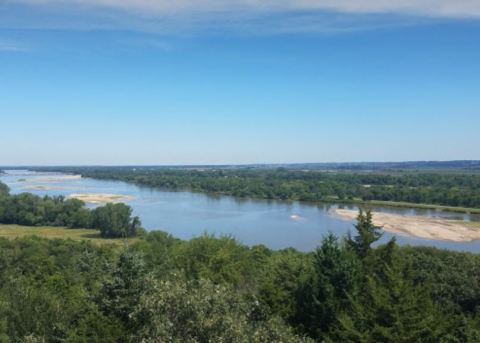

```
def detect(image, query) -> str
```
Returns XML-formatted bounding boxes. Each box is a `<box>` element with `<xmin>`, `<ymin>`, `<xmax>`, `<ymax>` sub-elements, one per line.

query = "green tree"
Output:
<box><xmin>258</xmin><ymin>248</ymin><xmax>312</xmax><ymax>322</ymax></box>
<box><xmin>173</xmin><ymin>233</ymin><xmax>255</xmax><ymax>288</ymax></box>
<box><xmin>295</xmin><ymin>233</ymin><xmax>360</xmax><ymax>339</ymax></box>
<box><xmin>131</xmin><ymin>275</ymin><xmax>312</xmax><ymax>343</ymax></box>
<box><xmin>0</xmin><ymin>182</ymin><xmax>9</xmax><ymax>197</ymax></box>
<box><xmin>347</xmin><ymin>209</ymin><xmax>382</xmax><ymax>259</ymax></box>
<box><xmin>329</xmin><ymin>250</ymin><xmax>446</xmax><ymax>343</ymax></box>
<box><xmin>93</xmin><ymin>203</ymin><xmax>141</xmax><ymax>238</ymax></box>
<box><xmin>98</xmin><ymin>249</ymin><xmax>147</xmax><ymax>330</ymax></box>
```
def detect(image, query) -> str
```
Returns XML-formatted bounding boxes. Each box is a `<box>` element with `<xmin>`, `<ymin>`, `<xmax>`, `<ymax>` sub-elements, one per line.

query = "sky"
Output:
<box><xmin>0</xmin><ymin>1</ymin><xmax>479</xmax><ymax>165</ymax></box>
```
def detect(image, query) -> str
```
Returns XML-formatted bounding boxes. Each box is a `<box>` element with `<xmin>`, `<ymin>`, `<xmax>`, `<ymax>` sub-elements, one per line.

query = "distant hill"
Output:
<box><xmin>272</xmin><ymin>160</ymin><xmax>480</xmax><ymax>171</ymax></box>
<box><xmin>3</xmin><ymin>160</ymin><xmax>480</xmax><ymax>173</ymax></box>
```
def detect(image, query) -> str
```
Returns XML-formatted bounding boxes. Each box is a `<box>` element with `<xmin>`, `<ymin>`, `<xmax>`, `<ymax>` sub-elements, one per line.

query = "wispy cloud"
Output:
<box><xmin>1</xmin><ymin>1</ymin><xmax>479</xmax><ymax>35</ymax></box>
<box><xmin>15</xmin><ymin>0</ymin><xmax>480</xmax><ymax>18</ymax></box>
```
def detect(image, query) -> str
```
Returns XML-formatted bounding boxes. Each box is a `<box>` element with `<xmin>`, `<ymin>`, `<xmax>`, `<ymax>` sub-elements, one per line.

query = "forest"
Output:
<box><xmin>35</xmin><ymin>167</ymin><xmax>480</xmax><ymax>209</ymax></box>
<box><xmin>0</xmin><ymin>182</ymin><xmax>141</xmax><ymax>238</ymax></box>
<box><xmin>0</xmin><ymin>209</ymin><xmax>479</xmax><ymax>342</ymax></box>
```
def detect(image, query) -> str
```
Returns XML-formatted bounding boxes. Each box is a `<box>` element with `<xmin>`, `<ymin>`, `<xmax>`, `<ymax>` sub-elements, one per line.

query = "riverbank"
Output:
<box><xmin>21</xmin><ymin>169</ymin><xmax>480</xmax><ymax>215</ymax></box>
<box><xmin>69</xmin><ymin>187</ymin><xmax>480</xmax><ymax>214</ymax></box>
<box><xmin>100</xmin><ymin>179</ymin><xmax>480</xmax><ymax>215</ymax></box>
<box><xmin>335</xmin><ymin>209</ymin><xmax>480</xmax><ymax>242</ymax></box>
<box><xmin>110</xmin><ymin>183</ymin><xmax>480</xmax><ymax>215</ymax></box>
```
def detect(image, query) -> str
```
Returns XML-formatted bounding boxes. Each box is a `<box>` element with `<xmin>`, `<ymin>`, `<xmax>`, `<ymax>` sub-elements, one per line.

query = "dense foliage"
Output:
<box><xmin>0</xmin><ymin>211</ymin><xmax>479</xmax><ymax>342</ymax></box>
<box><xmin>0</xmin><ymin>182</ymin><xmax>141</xmax><ymax>238</ymax></box>
<box><xmin>38</xmin><ymin>167</ymin><xmax>480</xmax><ymax>208</ymax></box>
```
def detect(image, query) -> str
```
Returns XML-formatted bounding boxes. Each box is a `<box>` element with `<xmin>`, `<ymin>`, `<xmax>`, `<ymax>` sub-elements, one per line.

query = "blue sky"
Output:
<box><xmin>1</xmin><ymin>1</ymin><xmax>479</xmax><ymax>165</ymax></box>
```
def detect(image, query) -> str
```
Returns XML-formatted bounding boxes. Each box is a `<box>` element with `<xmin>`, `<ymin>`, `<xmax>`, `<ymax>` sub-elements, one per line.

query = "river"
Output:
<box><xmin>1</xmin><ymin>169</ymin><xmax>479</xmax><ymax>252</ymax></box>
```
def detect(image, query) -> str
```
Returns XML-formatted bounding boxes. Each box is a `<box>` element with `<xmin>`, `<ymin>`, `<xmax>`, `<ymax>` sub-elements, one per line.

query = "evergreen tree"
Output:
<box><xmin>347</xmin><ymin>209</ymin><xmax>383</xmax><ymax>259</ymax></box>
<box><xmin>295</xmin><ymin>233</ymin><xmax>360</xmax><ymax>340</ymax></box>
<box><xmin>329</xmin><ymin>249</ymin><xmax>446</xmax><ymax>343</ymax></box>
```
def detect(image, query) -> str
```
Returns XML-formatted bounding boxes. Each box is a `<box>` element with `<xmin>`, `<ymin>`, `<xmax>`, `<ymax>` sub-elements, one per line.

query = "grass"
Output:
<box><xmin>0</xmin><ymin>224</ymin><xmax>138</xmax><ymax>246</ymax></box>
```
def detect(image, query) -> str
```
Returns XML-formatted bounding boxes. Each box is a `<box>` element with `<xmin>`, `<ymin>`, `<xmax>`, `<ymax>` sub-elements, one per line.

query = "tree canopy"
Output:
<box><xmin>0</xmin><ymin>181</ymin><xmax>142</xmax><ymax>238</ymax></box>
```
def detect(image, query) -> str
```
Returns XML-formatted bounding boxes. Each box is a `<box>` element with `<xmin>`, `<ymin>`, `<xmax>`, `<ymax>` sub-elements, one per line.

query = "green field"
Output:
<box><xmin>0</xmin><ymin>224</ymin><xmax>137</xmax><ymax>246</ymax></box>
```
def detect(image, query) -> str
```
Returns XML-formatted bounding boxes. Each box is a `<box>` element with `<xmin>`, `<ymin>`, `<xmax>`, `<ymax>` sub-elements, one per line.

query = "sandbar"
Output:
<box><xmin>334</xmin><ymin>209</ymin><xmax>480</xmax><ymax>242</ymax></box>
<box><xmin>68</xmin><ymin>193</ymin><xmax>134</xmax><ymax>204</ymax></box>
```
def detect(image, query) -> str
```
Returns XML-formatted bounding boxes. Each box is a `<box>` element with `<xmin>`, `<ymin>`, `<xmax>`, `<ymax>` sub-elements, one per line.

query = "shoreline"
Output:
<box><xmin>110</xmin><ymin>178</ymin><xmax>480</xmax><ymax>215</ymax></box>
<box><xmin>127</xmin><ymin>179</ymin><xmax>480</xmax><ymax>215</ymax></box>
<box><xmin>7</xmin><ymin>171</ymin><xmax>480</xmax><ymax>214</ymax></box>
<box><xmin>334</xmin><ymin>208</ymin><xmax>480</xmax><ymax>242</ymax></box>
<box><xmin>18</xmin><ymin>171</ymin><xmax>480</xmax><ymax>215</ymax></box>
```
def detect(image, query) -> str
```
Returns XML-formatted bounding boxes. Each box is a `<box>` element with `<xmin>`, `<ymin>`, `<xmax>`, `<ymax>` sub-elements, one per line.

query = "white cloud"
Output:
<box><xmin>1</xmin><ymin>1</ymin><xmax>477</xmax><ymax>35</ymax></box>
<box><xmin>14</xmin><ymin>0</ymin><xmax>480</xmax><ymax>18</ymax></box>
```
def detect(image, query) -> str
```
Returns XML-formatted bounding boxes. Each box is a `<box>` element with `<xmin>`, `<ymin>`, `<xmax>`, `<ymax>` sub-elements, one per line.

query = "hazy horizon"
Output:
<box><xmin>1</xmin><ymin>160</ymin><xmax>480</xmax><ymax>168</ymax></box>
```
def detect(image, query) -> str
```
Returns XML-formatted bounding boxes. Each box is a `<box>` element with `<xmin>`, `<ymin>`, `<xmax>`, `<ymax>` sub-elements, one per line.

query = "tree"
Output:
<box><xmin>173</xmin><ymin>233</ymin><xmax>255</xmax><ymax>287</ymax></box>
<box><xmin>295</xmin><ymin>233</ymin><xmax>360</xmax><ymax>339</ymax></box>
<box><xmin>98</xmin><ymin>249</ymin><xmax>147</xmax><ymax>329</ymax></box>
<box><xmin>347</xmin><ymin>209</ymin><xmax>383</xmax><ymax>259</ymax></box>
<box><xmin>329</xmin><ymin>256</ymin><xmax>446</xmax><ymax>343</ymax></box>
<box><xmin>93</xmin><ymin>203</ymin><xmax>141</xmax><ymax>238</ymax></box>
<box><xmin>0</xmin><ymin>182</ymin><xmax>9</xmax><ymax>197</ymax></box>
<box><xmin>131</xmin><ymin>275</ymin><xmax>312</xmax><ymax>343</ymax></box>
<box><xmin>258</xmin><ymin>248</ymin><xmax>313</xmax><ymax>322</ymax></box>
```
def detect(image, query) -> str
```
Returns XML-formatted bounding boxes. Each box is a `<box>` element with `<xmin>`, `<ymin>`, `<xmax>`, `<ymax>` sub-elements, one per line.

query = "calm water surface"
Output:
<box><xmin>1</xmin><ymin>170</ymin><xmax>480</xmax><ymax>252</ymax></box>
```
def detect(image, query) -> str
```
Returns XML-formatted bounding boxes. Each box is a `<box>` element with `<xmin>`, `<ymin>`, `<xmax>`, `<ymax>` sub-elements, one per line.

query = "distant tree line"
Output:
<box><xmin>0</xmin><ymin>182</ymin><xmax>141</xmax><ymax>238</ymax></box>
<box><xmin>0</xmin><ymin>211</ymin><xmax>479</xmax><ymax>341</ymax></box>
<box><xmin>39</xmin><ymin>167</ymin><xmax>480</xmax><ymax>208</ymax></box>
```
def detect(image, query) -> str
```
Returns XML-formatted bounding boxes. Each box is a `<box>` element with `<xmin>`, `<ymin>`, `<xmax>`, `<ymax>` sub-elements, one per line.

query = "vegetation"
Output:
<box><xmin>0</xmin><ymin>224</ymin><xmax>138</xmax><ymax>246</ymax></box>
<box><xmin>0</xmin><ymin>210</ymin><xmax>479</xmax><ymax>341</ymax></box>
<box><xmin>37</xmin><ymin>167</ymin><xmax>480</xmax><ymax>210</ymax></box>
<box><xmin>0</xmin><ymin>182</ymin><xmax>142</xmax><ymax>238</ymax></box>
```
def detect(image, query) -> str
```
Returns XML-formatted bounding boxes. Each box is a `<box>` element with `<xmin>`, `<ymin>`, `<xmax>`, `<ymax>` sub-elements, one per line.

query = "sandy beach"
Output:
<box><xmin>335</xmin><ymin>209</ymin><xmax>480</xmax><ymax>242</ymax></box>
<box><xmin>68</xmin><ymin>193</ymin><xmax>134</xmax><ymax>204</ymax></box>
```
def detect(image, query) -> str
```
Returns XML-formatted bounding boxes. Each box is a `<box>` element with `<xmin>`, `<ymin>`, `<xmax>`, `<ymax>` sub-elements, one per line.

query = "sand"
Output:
<box><xmin>24</xmin><ymin>185</ymin><xmax>67</xmax><ymax>191</ymax></box>
<box><xmin>68</xmin><ymin>193</ymin><xmax>134</xmax><ymax>204</ymax></box>
<box><xmin>334</xmin><ymin>209</ymin><xmax>480</xmax><ymax>242</ymax></box>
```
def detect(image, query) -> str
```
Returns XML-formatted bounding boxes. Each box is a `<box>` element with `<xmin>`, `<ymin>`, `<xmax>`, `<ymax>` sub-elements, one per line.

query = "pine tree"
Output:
<box><xmin>329</xmin><ymin>249</ymin><xmax>446</xmax><ymax>343</ymax></box>
<box><xmin>347</xmin><ymin>209</ymin><xmax>383</xmax><ymax>259</ymax></box>
<box><xmin>295</xmin><ymin>233</ymin><xmax>360</xmax><ymax>340</ymax></box>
